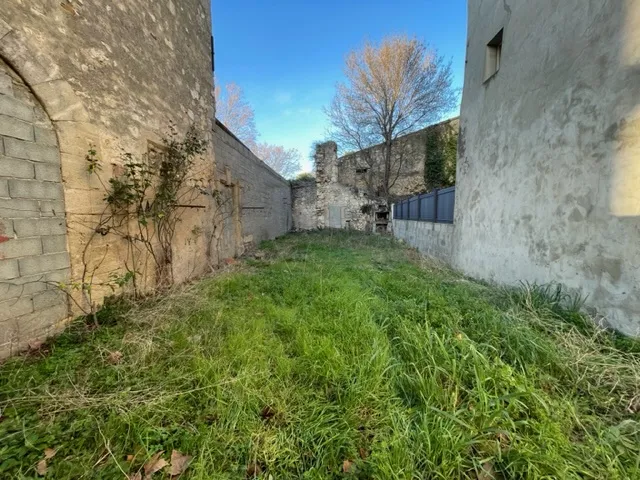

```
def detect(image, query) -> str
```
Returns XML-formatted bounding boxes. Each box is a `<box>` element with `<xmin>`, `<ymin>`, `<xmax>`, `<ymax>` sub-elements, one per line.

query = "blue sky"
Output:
<box><xmin>211</xmin><ymin>0</ymin><xmax>468</xmax><ymax>172</ymax></box>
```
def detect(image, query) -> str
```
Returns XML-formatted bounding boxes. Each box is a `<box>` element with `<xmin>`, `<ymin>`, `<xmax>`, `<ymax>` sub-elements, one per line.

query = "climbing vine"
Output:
<box><xmin>59</xmin><ymin>125</ymin><xmax>210</xmax><ymax>324</ymax></box>
<box><xmin>424</xmin><ymin>126</ymin><xmax>458</xmax><ymax>191</ymax></box>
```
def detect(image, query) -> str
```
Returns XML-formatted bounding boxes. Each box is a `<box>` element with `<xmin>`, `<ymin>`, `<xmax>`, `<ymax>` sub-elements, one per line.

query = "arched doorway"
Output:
<box><xmin>0</xmin><ymin>58</ymin><xmax>70</xmax><ymax>358</ymax></box>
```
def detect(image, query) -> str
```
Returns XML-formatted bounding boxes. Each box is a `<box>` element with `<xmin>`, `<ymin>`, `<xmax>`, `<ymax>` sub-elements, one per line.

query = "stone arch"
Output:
<box><xmin>0</xmin><ymin>24</ymin><xmax>83</xmax><ymax>358</ymax></box>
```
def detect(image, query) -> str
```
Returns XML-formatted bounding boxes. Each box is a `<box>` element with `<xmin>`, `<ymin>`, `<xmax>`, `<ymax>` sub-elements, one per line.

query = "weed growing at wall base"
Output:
<box><xmin>1</xmin><ymin>231</ymin><xmax>639</xmax><ymax>478</ymax></box>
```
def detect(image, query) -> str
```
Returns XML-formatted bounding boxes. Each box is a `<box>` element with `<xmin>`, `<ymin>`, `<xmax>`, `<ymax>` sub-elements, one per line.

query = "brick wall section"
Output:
<box><xmin>0</xmin><ymin>59</ymin><xmax>70</xmax><ymax>358</ymax></box>
<box><xmin>212</xmin><ymin>121</ymin><xmax>292</xmax><ymax>259</ymax></box>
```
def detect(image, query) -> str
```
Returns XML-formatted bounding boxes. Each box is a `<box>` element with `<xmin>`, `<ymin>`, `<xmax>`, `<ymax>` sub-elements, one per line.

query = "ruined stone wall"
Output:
<box><xmin>212</xmin><ymin>121</ymin><xmax>292</xmax><ymax>260</ymax></box>
<box><xmin>291</xmin><ymin>180</ymin><xmax>317</xmax><ymax>231</ymax></box>
<box><xmin>338</xmin><ymin>118</ymin><xmax>459</xmax><ymax>199</ymax></box>
<box><xmin>314</xmin><ymin>142</ymin><xmax>377</xmax><ymax>231</ymax></box>
<box><xmin>0</xmin><ymin>0</ymin><xmax>216</xmax><ymax>356</ymax></box>
<box><xmin>455</xmin><ymin>0</ymin><xmax>640</xmax><ymax>335</ymax></box>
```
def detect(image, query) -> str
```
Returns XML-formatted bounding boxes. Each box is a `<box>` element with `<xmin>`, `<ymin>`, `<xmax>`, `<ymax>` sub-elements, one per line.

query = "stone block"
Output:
<box><xmin>0</xmin><ymin>94</ymin><xmax>33</xmax><ymax>122</ymax></box>
<box><xmin>18</xmin><ymin>252</ymin><xmax>70</xmax><ymax>276</ymax></box>
<box><xmin>13</xmin><ymin>218</ymin><xmax>66</xmax><ymax>237</ymax></box>
<box><xmin>45</xmin><ymin>268</ymin><xmax>71</xmax><ymax>286</ymax></box>
<box><xmin>32</xmin><ymin>289</ymin><xmax>66</xmax><ymax>310</ymax></box>
<box><xmin>0</xmin><ymin>237</ymin><xmax>42</xmax><ymax>259</ymax></box>
<box><xmin>4</xmin><ymin>138</ymin><xmax>59</xmax><ymax>163</ymax></box>
<box><xmin>0</xmin><ymin>73</ymin><xmax>14</xmax><ymax>96</ymax></box>
<box><xmin>0</xmin><ymin>303</ymin><xmax>69</xmax><ymax>346</ymax></box>
<box><xmin>0</xmin><ymin>277</ymin><xmax>48</xmax><ymax>300</ymax></box>
<box><xmin>42</xmin><ymin>235</ymin><xmax>67</xmax><ymax>254</ymax></box>
<box><xmin>34</xmin><ymin>127</ymin><xmax>57</xmax><ymax>146</ymax></box>
<box><xmin>0</xmin><ymin>115</ymin><xmax>34</xmax><ymax>141</ymax></box>
<box><xmin>35</xmin><ymin>163</ymin><xmax>61</xmax><ymax>182</ymax></box>
<box><xmin>39</xmin><ymin>200</ymin><xmax>66</xmax><ymax>217</ymax></box>
<box><xmin>9</xmin><ymin>179</ymin><xmax>63</xmax><ymax>200</ymax></box>
<box><xmin>0</xmin><ymin>179</ymin><xmax>8</xmax><ymax>197</ymax></box>
<box><xmin>32</xmin><ymin>80</ymin><xmax>89</xmax><ymax>122</ymax></box>
<box><xmin>0</xmin><ymin>198</ymin><xmax>40</xmax><ymax>218</ymax></box>
<box><xmin>0</xmin><ymin>296</ymin><xmax>33</xmax><ymax>322</ymax></box>
<box><xmin>0</xmin><ymin>155</ymin><xmax>35</xmax><ymax>179</ymax></box>
<box><xmin>0</xmin><ymin>258</ymin><xmax>19</xmax><ymax>279</ymax></box>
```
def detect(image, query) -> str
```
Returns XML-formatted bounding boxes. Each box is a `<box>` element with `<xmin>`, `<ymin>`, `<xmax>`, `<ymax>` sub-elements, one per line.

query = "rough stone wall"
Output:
<box><xmin>455</xmin><ymin>0</ymin><xmax>640</xmax><ymax>335</ymax></box>
<box><xmin>0</xmin><ymin>0</ymin><xmax>216</xmax><ymax>354</ymax></box>
<box><xmin>0</xmin><ymin>59</ymin><xmax>70</xmax><ymax>356</ymax></box>
<box><xmin>212</xmin><ymin>120</ymin><xmax>292</xmax><ymax>260</ymax></box>
<box><xmin>291</xmin><ymin>180</ymin><xmax>317</xmax><ymax>231</ymax></box>
<box><xmin>392</xmin><ymin>219</ymin><xmax>455</xmax><ymax>264</ymax></box>
<box><xmin>315</xmin><ymin>142</ymin><xmax>377</xmax><ymax>231</ymax></box>
<box><xmin>338</xmin><ymin>118</ymin><xmax>459</xmax><ymax>199</ymax></box>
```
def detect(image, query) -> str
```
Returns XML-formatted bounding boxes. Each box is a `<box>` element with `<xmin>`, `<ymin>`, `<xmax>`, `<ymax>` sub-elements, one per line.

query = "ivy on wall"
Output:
<box><xmin>424</xmin><ymin>126</ymin><xmax>458</xmax><ymax>191</ymax></box>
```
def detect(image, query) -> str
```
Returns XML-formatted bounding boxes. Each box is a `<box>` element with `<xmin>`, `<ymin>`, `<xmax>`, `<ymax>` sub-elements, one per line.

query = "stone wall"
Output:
<box><xmin>338</xmin><ymin>118</ymin><xmax>459</xmax><ymax>199</ymax></box>
<box><xmin>212</xmin><ymin>120</ymin><xmax>291</xmax><ymax>260</ymax></box>
<box><xmin>392</xmin><ymin>219</ymin><xmax>455</xmax><ymax>264</ymax></box>
<box><xmin>0</xmin><ymin>0</ymin><xmax>217</xmax><ymax>356</ymax></box>
<box><xmin>291</xmin><ymin>179</ymin><xmax>317</xmax><ymax>231</ymax></box>
<box><xmin>314</xmin><ymin>142</ymin><xmax>378</xmax><ymax>231</ymax></box>
<box><xmin>454</xmin><ymin>0</ymin><xmax>640</xmax><ymax>335</ymax></box>
<box><xmin>0</xmin><ymin>59</ymin><xmax>70</xmax><ymax>356</ymax></box>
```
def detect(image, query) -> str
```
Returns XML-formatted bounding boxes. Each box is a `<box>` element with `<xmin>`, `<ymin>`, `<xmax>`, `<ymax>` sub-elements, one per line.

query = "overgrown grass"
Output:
<box><xmin>1</xmin><ymin>230</ymin><xmax>639</xmax><ymax>479</ymax></box>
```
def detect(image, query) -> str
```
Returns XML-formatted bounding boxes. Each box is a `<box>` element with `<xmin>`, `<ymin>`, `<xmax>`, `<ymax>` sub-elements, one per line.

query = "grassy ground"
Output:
<box><xmin>1</xmin><ymin>231</ymin><xmax>639</xmax><ymax>479</ymax></box>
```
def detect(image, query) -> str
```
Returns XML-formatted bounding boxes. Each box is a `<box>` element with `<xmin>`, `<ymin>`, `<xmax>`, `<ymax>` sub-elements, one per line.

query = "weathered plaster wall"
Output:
<box><xmin>291</xmin><ymin>180</ymin><xmax>317</xmax><ymax>231</ymax></box>
<box><xmin>456</xmin><ymin>0</ymin><xmax>640</xmax><ymax>334</ymax></box>
<box><xmin>392</xmin><ymin>219</ymin><xmax>455</xmax><ymax>264</ymax></box>
<box><xmin>338</xmin><ymin>118</ymin><xmax>459</xmax><ymax>199</ymax></box>
<box><xmin>0</xmin><ymin>0</ymin><xmax>216</xmax><ymax>354</ymax></box>
<box><xmin>0</xmin><ymin>59</ymin><xmax>70</xmax><ymax>357</ymax></box>
<box><xmin>212</xmin><ymin>120</ymin><xmax>292</xmax><ymax>260</ymax></box>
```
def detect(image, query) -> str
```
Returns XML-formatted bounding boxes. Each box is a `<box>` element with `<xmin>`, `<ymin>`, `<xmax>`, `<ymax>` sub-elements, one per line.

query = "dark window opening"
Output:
<box><xmin>484</xmin><ymin>29</ymin><xmax>503</xmax><ymax>82</ymax></box>
<box><xmin>355</xmin><ymin>168</ymin><xmax>368</xmax><ymax>174</ymax></box>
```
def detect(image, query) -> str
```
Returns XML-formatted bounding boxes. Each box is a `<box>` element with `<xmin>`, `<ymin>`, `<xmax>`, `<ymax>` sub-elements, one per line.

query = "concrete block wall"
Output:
<box><xmin>392</xmin><ymin>219</ymin><xmax>455</xmax><ymax>264</ymax></box>
<box><xmin>0</xmin><ymin>59</ymin><xmax>70</xmax><ymax>358</ymax></box>
<box><xmin>213</xmin><ymin>121</ymin><xmax>292</xmax><ymax>258</ymax></box>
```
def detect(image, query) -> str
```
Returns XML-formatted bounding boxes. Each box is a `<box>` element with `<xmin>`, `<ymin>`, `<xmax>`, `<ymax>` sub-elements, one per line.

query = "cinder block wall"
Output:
<box><xmin>0</xmin><ymin>59</ymin><xmax>70</xmax><ymax>356</ymax></box>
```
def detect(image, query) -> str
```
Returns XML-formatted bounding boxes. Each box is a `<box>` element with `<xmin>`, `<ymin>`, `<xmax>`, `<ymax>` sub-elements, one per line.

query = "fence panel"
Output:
<box><xmin>394</xmin><ymin>186</ymin><xmax>455</xmax><ymax>223</ymax></box>
<box><xmin>408</xmin><ymin>196</ymin><xmax>419</xmax><ymax>220</ymax></box>
<box><xmin>436</xmin><ymin>187</ymin><xmax>455</xmax><ymax>223</ymax></box>
<box><xmin>419</xmin><ymin>192</ymin><xmax>436</xmax><ymax>222</ymax></box>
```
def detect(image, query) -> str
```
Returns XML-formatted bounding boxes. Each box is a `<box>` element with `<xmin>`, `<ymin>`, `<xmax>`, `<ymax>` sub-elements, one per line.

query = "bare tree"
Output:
<box><xmin>254</xmin><ymin>143</ymin><xmax>301</xmax><ymax>179</ymax></box>
<box><xmin>326</xmin><ymin>35</ymin><xmax>456</xmax><ymax>202</ymax></box>
<box><xmin>215</xmin><ymin>82</ymin><xmax>258</xmax><ymax>147</ymax></box>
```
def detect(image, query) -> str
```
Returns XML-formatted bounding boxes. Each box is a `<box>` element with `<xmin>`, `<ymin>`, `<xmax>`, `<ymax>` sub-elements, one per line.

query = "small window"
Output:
<box><xmin>356</xmin><ymin>168</ymin><xmax>368</xmax><ymax>174</ymax></box>
<box><xmin>484</xmin><ymin>29</ymin><xmax>503</xmax><ymax>82</ymax></box>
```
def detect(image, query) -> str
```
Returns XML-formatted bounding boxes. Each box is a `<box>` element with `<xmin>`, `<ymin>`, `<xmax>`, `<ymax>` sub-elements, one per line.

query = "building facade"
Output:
<box><xmin>0</xmin><ymin>1</ymin><xmax>291</xmax><ymax>357</ymax></box>
<box><xmin>396</xmin><ymin>0</ymin><xmax>640</xmax><ymax>335</ymax></box>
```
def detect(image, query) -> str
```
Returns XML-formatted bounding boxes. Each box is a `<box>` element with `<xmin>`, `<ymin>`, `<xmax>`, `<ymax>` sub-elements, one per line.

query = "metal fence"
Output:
<box><xmin>393</xmin><ymin>186</ymin><xmax>455</xmax><ymax>223</ymax></box>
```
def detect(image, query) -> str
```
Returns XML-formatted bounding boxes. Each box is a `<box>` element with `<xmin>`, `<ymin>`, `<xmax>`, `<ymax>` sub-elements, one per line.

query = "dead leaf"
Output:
<box><xmin>358</xmin><ymin>447</ymin><xmax>368</xmax><ymax>459</ymax></box>
<box><xmin>144</xmin><ymin>451</ymin><xmax>168</xmax><ymax>478</ymax></box>
<box><xmin>126</xmin><ymin>454</ymin><xmax>135</xmax><ymax>462</ymax></box>
<box><xmin>44</xmin><ymin>448</ymin><xmax>57</xmax><ymax>459</ymax></box>
<box><xmin>167</xmin><ymin>450</ymin><xmax>192</xmax><ymax>476</ymax></box>
<box><xmin>342</xmin><ymin>459</ymin><xmax>353</xmax><ymax>473</ymax></box>
<box><xmin>36</xmin><ymin>459</ymin><xmax>47</xmax><ymax>476</ymax></box>
<box><xmin>107</xmin><ymin>351</ymin><xmax>124</xmax><ymax>364</ymax></box>
<box><xmin>128</xmin><ymin>473</ymin><xmax>142</xmax><ymax>480</ymax></box>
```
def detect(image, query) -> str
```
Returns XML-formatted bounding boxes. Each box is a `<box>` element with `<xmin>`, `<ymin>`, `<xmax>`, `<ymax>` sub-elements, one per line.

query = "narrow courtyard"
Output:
<box><xmin>1</xmin><ymin>231</ymin><xmax>639</xmax><ymax>479</ymax></box>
